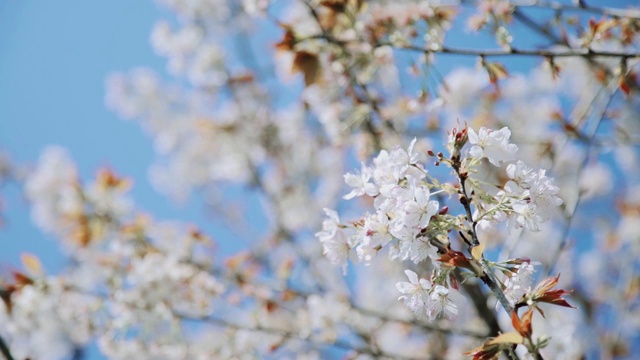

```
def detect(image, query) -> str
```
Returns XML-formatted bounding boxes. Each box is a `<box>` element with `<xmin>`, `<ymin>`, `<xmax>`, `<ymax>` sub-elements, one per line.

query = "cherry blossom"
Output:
<box><xmin>426</xmin><ymin>285</ymin><xmax>458</xmax><ymax>321</ymax></box>
<box><xmin>468</xmin><ymin>127</ymin><xmax>518</xmax><ymax>166</ymax></box>
<box><xmin>396</xmin><ymin>270</ymin><xmax>431</xmax><ymax>316</ymax></box>
<box><xmin>315</xmin><ymin>208</ymin><xmax>352</xmax><ymax>272</ymax></box>
<box><xmin>504</xmin><ymin>262</ymin><xmax>536</xmax><ymax>307</ymax></box>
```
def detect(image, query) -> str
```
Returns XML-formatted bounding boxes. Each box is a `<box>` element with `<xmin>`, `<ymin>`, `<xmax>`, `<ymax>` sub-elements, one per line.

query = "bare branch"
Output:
<box><xmin>513</xmin><ymin>0</ymin><xmax>640</xmax><ymax>20</ymax></box>
<box><xmin>177</xmin><ymin>312</ymin><xmax>427</xmax><ymax>360</ymax></box>
<box><xmin>388</xmin><ymin>43</ymin><xmax>640</xmax><ymax>59</ymax></box>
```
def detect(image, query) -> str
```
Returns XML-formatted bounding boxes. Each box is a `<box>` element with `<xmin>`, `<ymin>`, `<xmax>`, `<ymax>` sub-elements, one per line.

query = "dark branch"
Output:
<box><xmin>0</xmin><ymin>334</ymin><xmax>15</xmax><ymax>360</ymax></box>
<box><xmin>388</xmin><ymin>43</ymin><xmax>640</xmax><ymax>59</ymax></box>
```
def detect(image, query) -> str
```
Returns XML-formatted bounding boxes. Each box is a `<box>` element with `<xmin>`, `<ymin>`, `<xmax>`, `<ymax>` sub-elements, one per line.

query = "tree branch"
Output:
<box><xmin>354</xmin><ymin>305</ymin><xmax>489</xmax><ymax>339</ymax></box>
<box><xmin>388</xmin><ymin>43</ymin><xmax>640</xmax><ymax>59</ymax></box>
<box><xmin>512</xmin><ymin>0</ymin><xmax>640</xmax><ymax>20</ymax></box>
<box><xmin>177</xmin><ymin>312</ymin><xmax>427</xmax><ymax>360</ymax></box>
<box><xmin>0</xmin><ymin>334</ymin><xmax>15</xmax><ymax>360</ymax></box>
<box><xmin>451</xmin><ymin>157</ymin><xmax>514</xmax><ymax>315</ymax></box>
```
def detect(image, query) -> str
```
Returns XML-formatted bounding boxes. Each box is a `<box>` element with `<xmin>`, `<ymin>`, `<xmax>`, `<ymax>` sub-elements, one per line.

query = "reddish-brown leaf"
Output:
<box><xmin>520</xmin><ymin>308</ymin><xmax>534</xmax><ymax>338</ymax></box>
<box><xmin>531</xmin><ymin>274</ymin><xmax>576</xmax><ymax>309</ymax></box>
<box><xmin>592</xmin><ymin>18</ymin><xmax>618</xmax><ymax>35</ymax></box>
<box><xmin>449</xmin><ymin>272</ymin><xmax>460</xmax><ymax>291</ymax></box>
<box><xmin>12</xmin><ymin>271</ymin><xmax>33</xmax><ymax>287</ymax></box>
<box><xmin>275</xmin><ymin>25</ymin><xmax>297</xmax><ymax>52</ymax></box>
<box><xmin>465</xmin><ymin>344</ymin><xmax>500</xmax><ymax>360</ymax></box>
<box><xmin>292</xmin><ymin>51</ymin><xmax>322</xmax><ymax>87</ymax></box>
<box><xmin>537</xmin><ymin>289</ymin><xmax>576</xmax><ymax>308</ymax></box>
<box><xmin>0</xmin><ymin>286</ymin><xmax>15</xmax><ymax>314</ymax></box>
<box><xmin>437</xmin><ymin>248</ymin><xmax>472</xmax><ymax>270</ymax></box>
<box><xmin>619</xmin><ymin>72</ymin><xmax>636</xmax><ymax>96</ymax></box>
<box><xmin>532</xmin><ymin>274</ymin><xmax>560</xmax><ymax>295</ymax></box>
<box><xmin>484</xmin><ymin>62</ymin><xmax>509</xmax><ymax>85</ymax></box>
<box><xmin>620</xmin><ymin>76</ymin><xmax>631</xmax><ymax>96</ymax></box>
<box><xmin>466</xmin><ymin>332</ymin><xmax>523</xmax><ymax>360</ymax></box>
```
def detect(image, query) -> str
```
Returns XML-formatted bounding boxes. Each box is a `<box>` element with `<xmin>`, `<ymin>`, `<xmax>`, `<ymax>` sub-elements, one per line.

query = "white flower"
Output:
<box><xmin>506</xmin><ymin>164</ymin><xmax>563</xmax><ymax>232</ymax></box>
<box><xmin>408</xmin><ymin>238</ymin><xmax>437</xmax><ymax>264</ymax></box>
<box><xmin>372</xmin><ymin>140</ymin><xmax>426</xmax><ymax>187</ymax></box>
<box><xmin>85</xmin><ymin>180</ymin><xmax>133</xmax><ymax>219</ymax></box>
<box><xmin>372</xmin><ymin>150</ymin><xmax>398</xmax><ymax>186</ymax></box>
<box><xmin>242</xmin><ymin>0</ymin><xmax>270</xmax><ymax>16</ymax></box>
<box><xmin>505</xmin><ymin>160</ymin><xmax>535</xmax><ymax>193</ymax></box>
<box><xmin>24</xmin><ymin>146</ymin><xmax>81</xmax><ymax>235</ymax></box>
<box><xmin>316</xmin><ymin>208</ymin><xmax>340</xmax><ymax>239</ymax></box>
<box><xmin>343</xmin><ymin>163</ymin><xmax>379</xmax><ymax>199</ymax></box>
<box><xmin>504</xmin><ymin>262</ymin><xmax>536</xmax><ymax>306</ymax></box>
<box><xmin>390</xmin><ymin>224</ymin><xmax>419</xmax><ymax>258</ymax></box>
<box><xmin>468</xmin><ymin>127</ymin><xmax>517</xmax><ymax>166</ymax></box>
<box><xmin>0</xmin><ymin>278</ymin><xmax>96</xmax><ymax>360</ymax></box>
<box><xmin>372</xmin><ymin>149</ymin><xmax>405</xmax><ymax>186</ymax></box>
<box><xmin>123</xmin><ymin>253</ymin><xmax>224</xmax><ymax>316</ymax></box>
<box><xmin>356</xmin><ymin>211</ymin><xmax>393</xmax><ymax>264</ymax></box>
<box><xmin>528</xmin><ymin>169</ymin><xmax>563</xmax><ymax>217</ymax></box>
<box><xmin>407</xmin><ymin>138</ymin><xmax>423</xmax><ymax>165</ymax></box>
<box><xmin>403</xmin><ymin>185</ymin><xmax>439</xmax><ymax>229</ymax></box>
<box><xmin>511</xmin><ymin>201</ymin><xmax>545</xmax><ymax>232</ymax></box>
<box><xmin>363</xmin><ymin>211</ymin><xmax>393</xmax><ymax>248</ymax></box>
<box><xmin>426</xmin><ymin>285</ymin><xmax>458</xmax><ymax>321</ymax></box>
<box><xmin>315</xmin><ymin>208</ymin><xmax>352</xmax><ymax>272</ymax></box>
<box><xmin>396</xmin><ymin>270</ymin><xmax>431</xmax><ymax>315</ymax></box>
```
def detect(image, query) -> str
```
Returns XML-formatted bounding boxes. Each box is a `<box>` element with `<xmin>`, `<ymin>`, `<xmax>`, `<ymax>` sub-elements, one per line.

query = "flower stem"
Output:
<box><xmin>452</xmin><ymin>158</ymin><xmax>514</xmax><ymax>314</ymax></box>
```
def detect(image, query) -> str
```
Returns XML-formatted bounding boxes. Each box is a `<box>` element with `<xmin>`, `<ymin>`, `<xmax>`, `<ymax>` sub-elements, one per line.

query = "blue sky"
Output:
<box><xmin>0</xmin><ymin>1</ymin><xmax>190</xmax><ymax>272</ymax></box>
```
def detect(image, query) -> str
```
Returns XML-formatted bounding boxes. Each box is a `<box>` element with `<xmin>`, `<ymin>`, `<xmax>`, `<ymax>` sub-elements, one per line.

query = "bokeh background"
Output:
<box><xmin>0</xmin><ymin>2</ymin><xmax>217</xmax><ymax>274</ymax></box>
<box><xmin>1</xmin><ymin>1</ymin><xmax>638</xmax><ymax>358</ymax></box>
<box><xmin>1</xmin><ymin>0</ymin><xmax>636</xmax><ymax>289</ymax></box>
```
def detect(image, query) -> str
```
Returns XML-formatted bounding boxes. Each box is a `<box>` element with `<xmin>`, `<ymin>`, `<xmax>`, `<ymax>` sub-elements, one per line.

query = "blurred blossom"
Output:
<box><xmin>3</xmin><ymin>0</ymin><xmax>640</xmax><ymax>359</ymax></box>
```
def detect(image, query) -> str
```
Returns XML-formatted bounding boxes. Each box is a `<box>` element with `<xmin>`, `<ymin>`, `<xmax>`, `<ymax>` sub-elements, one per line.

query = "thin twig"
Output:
<box><xmin>177</xmin><ymin>312</ymin><xmax>427</xmax><ymax>360</ymax></box>
<box><xmin>451</xmin><ymin>157</ymin><xmax>514</xmax><ymax>314</ymax></box>
<box><xmin>512</xmin><ymin>0</ymin><xmax>640</xmax><ymax>20</ymax></box>
<box><xmin>545</xmin><ymin>80</ymin><xmax>618</xmax><ymax>277</ymax></box>
<box><xmin>388</xmin><ymin>43</ymin><xmax>640</xmax><ymax>59</ymax></box>
<box><xmin>355</xmin><ymin>305</ymin><xmax>489</xmax><ymax>339</ymax></box>
<box><xmin>0</xmin><ymin>334</ymin><xmax>15</xmax><ymax>360</ymax></box>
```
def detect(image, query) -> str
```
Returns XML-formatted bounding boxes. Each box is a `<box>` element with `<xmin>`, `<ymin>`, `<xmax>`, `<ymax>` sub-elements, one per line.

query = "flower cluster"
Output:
<box><xmin>468</xmin><ymin>127</ymin><xmax>517</xmax><ymax>166</ymax></box>
<box><xmin>503</xmin><ymin>161</ymin><xmax>564</xmax><ymax>232</ymax></box>
<box><xmin>317</xmin><ymin>139</ymin><xmax>443</xmax><ymax>270</ymax></box>
<box><xmin>24</xmin><ymin>147</ymin><xmax>133</xmax><ymax>247</ymax></box>
<box><xmin>318</xmin><ymin>126</ymin><xmax>565</xmax><ymax>326</ymax></box>
<box><xmin>396</xmin><ymin>270</ymin><xmax>458</xmax><ymax>321</ymax></box>
<box><xmin>0</xmin><ymin>276</ymin><xmax>96</xmax><ymax>360</ymax></box>
<box><xmin>503</xmin><ymin>261</ymin><xmax>536</xmax><ymax>306</ymax></box>
<box><xmin>1</xmin><ymin>154</ymin><xmax>228</xmax><ymax>359</ymax></box>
